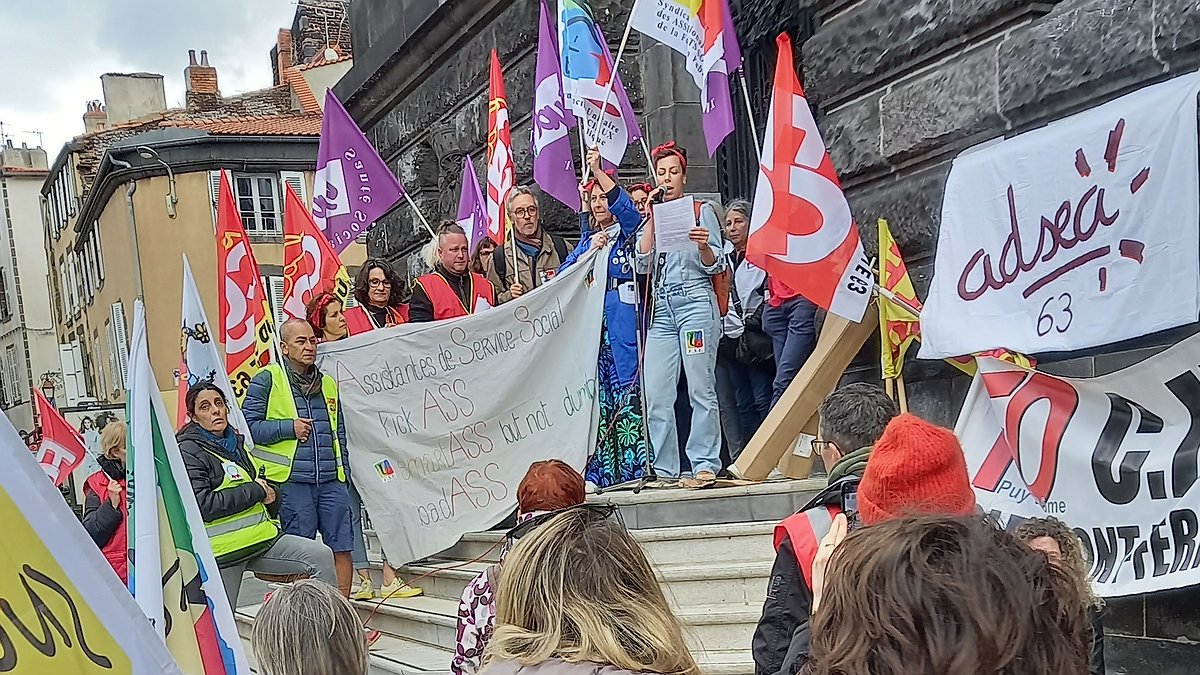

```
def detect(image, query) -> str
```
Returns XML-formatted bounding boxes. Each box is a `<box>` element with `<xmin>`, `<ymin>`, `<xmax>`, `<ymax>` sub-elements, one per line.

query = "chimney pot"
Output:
<box><xmin>200</xmin><ymin>50</ymin><xmax>209</xmax><ymax>67</ymax></box>
<box><xmin>188</xmin><ymin>49</ymin><xmax>197</xmax><ymax>65</ymax></box>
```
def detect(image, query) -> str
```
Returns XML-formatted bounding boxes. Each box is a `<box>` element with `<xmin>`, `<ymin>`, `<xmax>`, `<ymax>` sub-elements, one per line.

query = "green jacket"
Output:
<box><xmin>827</xmin><ymin>445</ymin><xmax>871</xmax><ymax>485</ymax></box>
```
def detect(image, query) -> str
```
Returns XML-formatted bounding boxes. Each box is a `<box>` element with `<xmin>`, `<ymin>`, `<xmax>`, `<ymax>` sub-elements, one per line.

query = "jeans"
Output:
<box><xmin>762</xmin><ymin>296</ymin><xmax>818</xmax><ymax>406</ymax></box>
<box><xmin>219</xmin><ymin>533</ymin><xmax>336</xmax><ymax>606</ymax></box>
<box><xmin>716</xmin><ymin>352</ymin><xmax>774</xmax><ymax>460</ymax></box>
<box><xmin>645</xmin><ymin>285</ymin><xmax>722</xmax><ymax>478</ymax></box>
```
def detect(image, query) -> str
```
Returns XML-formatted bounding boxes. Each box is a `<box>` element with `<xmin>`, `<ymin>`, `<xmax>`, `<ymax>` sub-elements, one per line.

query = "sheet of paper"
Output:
<box><xmin>653</xmin><ymin>195</ymin><xmax>696</xmax><ymax>253</ymax></box>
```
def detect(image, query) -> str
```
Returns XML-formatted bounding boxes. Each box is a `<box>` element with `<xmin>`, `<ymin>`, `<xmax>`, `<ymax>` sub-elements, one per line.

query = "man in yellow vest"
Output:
<box><xmin>178</xmin><ymin>382</ymin><xmax>335</xmax><ymax>603</ymax></box>
<box><xmin>242</xmin><ymin>319</ymin><xmax>362</xmax><ymax>597</ymax></box>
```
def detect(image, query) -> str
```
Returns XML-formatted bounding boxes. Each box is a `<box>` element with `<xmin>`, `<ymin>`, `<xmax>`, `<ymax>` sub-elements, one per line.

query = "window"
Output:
<box><xmin>0</xmin><ymin>268</ymin><xmax>10</xmax><ymax>322</ymax></box>
<box><xmin>5</xmin><ymin>345</ymin><xmax>19</xmax><ymax>405</ymax></box>
<box><xmin>234</xmin><ymin>174</ymin><xmax>280</xmax><ymax>233</ymax></box>
<box><xmin>64</xmin><ymin>254</ymin><xmax>77</xmax><ymax>320</ymax></box>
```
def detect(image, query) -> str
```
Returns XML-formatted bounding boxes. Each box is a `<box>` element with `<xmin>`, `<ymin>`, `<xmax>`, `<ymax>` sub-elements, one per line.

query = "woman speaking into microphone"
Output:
<box><xmin>635</xmin><ymin>141</ymin><xmax>727</xmax><ymax>489</ymax></box>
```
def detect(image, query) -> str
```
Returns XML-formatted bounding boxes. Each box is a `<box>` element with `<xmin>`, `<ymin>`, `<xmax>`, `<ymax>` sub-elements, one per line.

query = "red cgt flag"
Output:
<box><xmin>746</xmin><ymin>33</ymin><xmax>873</xmax><ymax>323</ymax></box>
<box><xmin>34</xmin><ymin>390</ymin><xmax>88</xmax><ymax>486</ymax></box>
<box><xmin>486</xmin><ymin>49</ymin><xmax>515</xmax><ymax>246</ymax></box>
<box><xmin>215</xmin><ymin>169</ymin><xmax>273</xmax><ymax>400</ymax></box>
<box><xmin>281</xmin><ymin>184</ymin><xmax>352</xmax><ymax>320</ymax></box>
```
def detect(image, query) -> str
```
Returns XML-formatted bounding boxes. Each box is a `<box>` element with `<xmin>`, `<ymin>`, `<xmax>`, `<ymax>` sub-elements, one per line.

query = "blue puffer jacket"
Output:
<box><xmin>242</xmin><ymin>366</ymin><xmax>349</xmax><ymax>484</ymax></box>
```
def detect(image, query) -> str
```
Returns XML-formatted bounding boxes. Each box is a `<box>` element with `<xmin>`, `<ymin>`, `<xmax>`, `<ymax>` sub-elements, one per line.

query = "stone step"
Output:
<box><xmin>350</xmin><ymin>594</ymin><xmax>761</xmax><ymax>657</ymax></box>
<box><xmin>367</xmin><ymin>559</ymin><xmax>773</xmax><ymax>610</ymax></box>
<box><xmin>366</xmin><ymin>520</ymin><xmax>779</xmax><ymax>568</ymax></box>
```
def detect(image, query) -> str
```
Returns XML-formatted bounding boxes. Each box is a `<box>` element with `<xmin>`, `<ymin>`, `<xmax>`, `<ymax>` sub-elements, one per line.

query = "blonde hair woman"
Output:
<box><xmin>251</xmin><ymin>579</ymin><xmax>369</xmax><ymax>675</ymax></box>
<box><xmin>483</xmin><ymin>506</ymin><xmax>698</xmax><ymax>675</ymax></box>
<box><xmin>82</xmin><ymin>421</ymin><xmax>128</xmax><ymax>583</ymax></box>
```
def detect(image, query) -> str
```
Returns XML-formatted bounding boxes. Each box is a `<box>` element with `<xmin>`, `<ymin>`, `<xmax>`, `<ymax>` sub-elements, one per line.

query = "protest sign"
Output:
<box><xmin>319</xmin><ymin>249</ymin><xmax>609</xmax><ymax>564</ymax></box>
<box><xmin>957</xmin><ymin>332</ymin><xmax>1200</xmax><ymax>596</ymax></box>
<box><xmin>922</xmin><ymin>72</ymin><xmax>1200</xmax><ymax>359</ymax></box>
<box><xmin>0</xmin><ymin>408</ymin><xmax>183</xmax><ymax>674</ymax></box>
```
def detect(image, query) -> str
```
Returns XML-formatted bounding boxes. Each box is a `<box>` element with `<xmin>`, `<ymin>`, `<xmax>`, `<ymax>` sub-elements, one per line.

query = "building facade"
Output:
<box><xmin>337</xmin><ymin>0</ymin><xmax>1200</xmax><ymax>666</ymax></box>
<box><xmin>43</xmin><ymin>30</ymin><xmax>365</xmax><ymax>408</ymax></box>
<box><xmin>0</xmin><ymin>141</ymin><xmax>58</xmax><ymax>433</ymax></box>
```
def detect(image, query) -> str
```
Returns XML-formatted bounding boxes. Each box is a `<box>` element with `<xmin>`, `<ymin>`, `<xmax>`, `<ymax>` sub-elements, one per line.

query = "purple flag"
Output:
<box><xmin>456</xmin><ymin>156</ymin><xmax>488</xmax><ymax>250</ymax></box>
<box><xmin>532</xmin><ymin>0</ymin><xmax>580</xmax><ymax>209</ymax></box>
<box><xmin>313</xmin><ymin>89</ymin><xmax>406</xmax><ymax>252</ymax></box>
<box><xmin>700</xmin><ymin>0</ymin><xmax>743</xmax><ymax>156</ymax></box>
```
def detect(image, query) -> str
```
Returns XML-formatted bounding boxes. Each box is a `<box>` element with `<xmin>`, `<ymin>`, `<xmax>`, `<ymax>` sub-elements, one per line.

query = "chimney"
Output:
<box><xmin>185</xmin><ymin>49</ymin><xmax>221</xmax><ymax>111</ymax></box>
<box><xmin>274</xmin><ymin>29</ymin><xmax>294</xmax><ymax>86</ymax></box>
<box><xmin>82</xmin><ymin>100</ymin><xmax>108</xmax><ymax>134</ymax></box>
<box><xmin>100</xmin><ymin>73</ymin><xmax>167</xmax><ymax>125</ymax></box>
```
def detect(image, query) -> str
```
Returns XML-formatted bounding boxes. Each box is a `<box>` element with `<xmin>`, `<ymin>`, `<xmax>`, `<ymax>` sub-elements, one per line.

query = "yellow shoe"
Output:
<box><xmin>352</xmin><ymin>578</ymin><xmax>375</xmax><ymax>600</ymax></box>
<box><xmin>379</xmin><ymin>579</ymin><xmax>423</xmax><ymax>599</ymax></box>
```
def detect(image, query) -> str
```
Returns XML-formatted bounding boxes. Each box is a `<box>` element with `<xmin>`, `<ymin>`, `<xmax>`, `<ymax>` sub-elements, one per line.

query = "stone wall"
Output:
<box><xmin>806</xmin><ymin>0</ymin><xmax>1200</xmax><ymax>668</ymax></box>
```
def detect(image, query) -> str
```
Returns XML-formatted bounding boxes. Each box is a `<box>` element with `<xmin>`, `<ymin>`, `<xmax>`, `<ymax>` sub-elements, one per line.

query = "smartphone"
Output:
<box><xmin>841</xmin><ymin>481</ymin><xmax>862</xmax><ymax>532</ymax></box>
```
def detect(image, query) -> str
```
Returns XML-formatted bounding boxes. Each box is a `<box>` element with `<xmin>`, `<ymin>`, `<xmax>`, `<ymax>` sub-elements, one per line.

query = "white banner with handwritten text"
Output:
<box><xmin>957</xmin><ymin>332</ymin><xmax>1200</xmax><ymax>596</ymax></box>
<box><xmin>921</xmin><ymin>72</ymin><xmax>1200</xmax><ymax>359</ymax></box>
<box><xmin>318</xmin><ymin>250</ymin><xmax>607</xmax><ymax>564</ymax></box>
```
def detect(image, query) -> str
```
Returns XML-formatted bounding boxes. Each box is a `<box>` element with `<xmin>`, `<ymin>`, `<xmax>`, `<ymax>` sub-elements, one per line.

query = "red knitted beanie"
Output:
<box><xmin>858</xmin><ymin>413</ymin><xmax>977</xmax><ymax>526</ymax></box>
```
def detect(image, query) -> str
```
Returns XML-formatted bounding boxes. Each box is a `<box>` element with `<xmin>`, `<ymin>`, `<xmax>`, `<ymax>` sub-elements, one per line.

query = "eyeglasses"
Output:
<box><xmin>513</xmin><ymin>206</ymin><xmax>539</xmax><ymax>218</ymax></box>
<box><xmin>506</xmin><ymin>502</ymin><xmax>620</xmax><ymax>541</ymax></box>
<box><xmin>811</xmin><ymin>439</ymin><xmax>837</xmax><ymax>456</ymax></box>
<box><xmin>368</xmin><ymin>278</ymin><xmax>392</xmax><ymax>287</ymax></box>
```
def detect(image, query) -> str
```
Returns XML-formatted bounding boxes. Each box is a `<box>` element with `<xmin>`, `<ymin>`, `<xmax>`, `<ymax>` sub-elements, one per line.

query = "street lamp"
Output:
<box><xmin>137</xmin><ymin>145</ymin><xmax>178</xmax><ymax>219</ymax></box>
<box><xmin>39</xmin><ymin>372</ymin><xmax>58</xmax><ymax>406</ymax></box>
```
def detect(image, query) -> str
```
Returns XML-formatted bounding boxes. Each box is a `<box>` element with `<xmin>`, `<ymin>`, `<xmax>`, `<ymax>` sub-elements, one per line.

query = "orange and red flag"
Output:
<box><xmin>215</xmin><ymin>169</ymin><xmax>273</xmax><ymax>401</ymax></box>
<box><xmin>282</xmin><ymin>184</ymin><xmax>351</xmax><ymax>320</ymax></box>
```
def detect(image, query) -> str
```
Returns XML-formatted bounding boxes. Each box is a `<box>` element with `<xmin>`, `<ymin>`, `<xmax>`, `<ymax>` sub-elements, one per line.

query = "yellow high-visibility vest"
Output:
<box><xmin>249</xmin><ymin>363</ymin><xmax>344</xmax><ymax>483</ymax></box>
<box><xmin>203</xmin><ymin>449</ymin><xmax>280</xmax><ymax>560</ymax></box>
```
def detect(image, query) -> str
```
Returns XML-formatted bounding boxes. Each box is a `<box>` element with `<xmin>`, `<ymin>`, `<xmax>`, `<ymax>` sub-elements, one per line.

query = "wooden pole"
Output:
<box><xmin>732</xmin><ymin>300</ymin><xmax>880</xmax><ymax>480</ymax></box>
<box><xmin>896</xmin><ymin>371</ymin><xmax>910</xmax><ymax>414</ymax></box>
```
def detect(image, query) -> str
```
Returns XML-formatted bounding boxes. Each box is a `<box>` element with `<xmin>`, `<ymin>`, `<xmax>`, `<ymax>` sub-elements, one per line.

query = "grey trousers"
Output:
<box><xmin>219</xmin><ymin>533</ymin><xmax>336</xmax><ymax>606</ymax></box>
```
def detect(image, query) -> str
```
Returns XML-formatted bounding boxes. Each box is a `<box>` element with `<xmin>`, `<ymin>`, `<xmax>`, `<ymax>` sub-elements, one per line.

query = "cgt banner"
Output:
<box><xmin>318</xmin><ymin>248</ymin><xmax>608</xmax><ymax>564</ymax></box>
<box><xmin>922</xmin><ymin>71</ymin><xmax>1200</xmax><ymax>359</ymax></box>
<box><xmin>0</xmin><ymin>407</ymin><xmax>182</xmax><ymax>674</ymax></box>
<box><xmin>957</xmin><ymin>332</ymin><xmax>1200</xmax><ymax>597</ymax></box>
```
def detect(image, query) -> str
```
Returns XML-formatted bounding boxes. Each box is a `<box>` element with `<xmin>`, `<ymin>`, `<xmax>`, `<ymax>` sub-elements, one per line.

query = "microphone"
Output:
<box><xmin>650</xmin><ymin>185</ymin><xmax>668</xmax><ymax>203</ymax></box>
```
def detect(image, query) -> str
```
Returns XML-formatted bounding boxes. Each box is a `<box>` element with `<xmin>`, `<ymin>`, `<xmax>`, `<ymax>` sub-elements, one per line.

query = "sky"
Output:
<box><xmin>0</xmin><ymin>0</ymin><xmax>301</xmax><ymax>155</ymax></box>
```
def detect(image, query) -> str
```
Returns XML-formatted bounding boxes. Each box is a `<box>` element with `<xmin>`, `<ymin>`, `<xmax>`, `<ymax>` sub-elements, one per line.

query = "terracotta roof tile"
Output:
<box><xmin>283</xmin><ymin>67</ymin><xmax>321</xmax><ymax>114</ymax></box>
<box><xmin>1</xmin><ymin>166</ymin><xmax>49</xmax><ymax>175</ymax></box>
<box><xmin>295</xmin><ymin>50</ymin><xmax>352</xmax><ymax>71</ymax></box>
<box><xmin>162</xmin><ymin>114</ymin><xmax>322</xmax><ymax>136</ymax></box>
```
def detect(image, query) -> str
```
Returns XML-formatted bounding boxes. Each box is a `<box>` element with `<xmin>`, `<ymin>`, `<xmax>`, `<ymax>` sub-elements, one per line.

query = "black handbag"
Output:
<box><xmin>730</xmin><ymin>280</ymin><xmax>775</xmax><ymax>367</ymax></box>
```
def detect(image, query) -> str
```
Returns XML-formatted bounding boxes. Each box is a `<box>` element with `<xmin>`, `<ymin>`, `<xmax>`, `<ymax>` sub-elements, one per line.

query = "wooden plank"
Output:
<box><xmin>733</xmin><ymin>301</ymin><xmax>879</xmax><ymax>481</ymax></box>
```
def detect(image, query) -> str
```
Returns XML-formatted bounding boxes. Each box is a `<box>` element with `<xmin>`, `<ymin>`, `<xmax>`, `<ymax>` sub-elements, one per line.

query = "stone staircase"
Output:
<box><xmin>234</xmin><ymin>480</ymin><xmax>823</xmax><ymax>675</ymax></box>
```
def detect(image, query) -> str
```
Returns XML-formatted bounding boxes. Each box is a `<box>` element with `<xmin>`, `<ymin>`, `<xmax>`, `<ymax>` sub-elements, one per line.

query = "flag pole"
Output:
<box><xmin>403</xmin><ymin>191</ymin><xmax>437</xmax><ymax>238</ymax></box>
<box><xmin>736</xmin><ymin>69</ymin><xmax>762</xmax><ymax>159</ymax></box>
<box><xmin>874</xmin><ymin>281</ymin><xmax>923</xmax><ymax>318</ymax></box>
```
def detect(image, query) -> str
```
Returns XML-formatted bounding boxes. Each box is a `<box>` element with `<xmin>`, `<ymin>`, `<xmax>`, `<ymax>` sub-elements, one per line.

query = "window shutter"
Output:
<box><xmin>280</xmin><ymin>171</ymin><xmax>307</xmax><ymax>206</ymax></box>
<box><xmin>105</xmin><ymin>320</ymin><xmax>118</xmax><ymax>394</ymax></box>
<box><xmin>209</xmin><ymin>170</ymin><xmax>223</xmax><ymax>229</ymax></box>
<box><xmin>110</xmin><ymin>302</ymin><xmax>129</xmax><ymax>388</ymax></box>
<box><xmin>265</xmin><ymin>275</ymin><xmax>287</xmax><ymax>329</ymax></box>
<box><xmin>6</xmin><ymin>345</ymin><xmax>19</xmax><ymax>404</ymax></box>
<box><xmin>94</xmin><ymin>225</ymin><xmax>105</xmax><ymax>284</ymax></box>
<box><xmin>59</xmin><ymin>342</ymin><xmax>86</xmax><ymax>405</ymax></box>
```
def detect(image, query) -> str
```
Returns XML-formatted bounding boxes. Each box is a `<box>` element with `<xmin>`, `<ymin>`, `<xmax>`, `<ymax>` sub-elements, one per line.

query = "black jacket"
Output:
<box><xmin>410</xmin><ymin>265</ymin><xmax>475</xmax><ymax>323</ymax></box>
<box><xmin>752</xmin><ymin>479</ymin><xmax>856</xmax><ymax>675</ymax></box>
<box><xmin>178</xmin><ymin>423</ymin><xmax>278</xmax><ymax>563</ymax></box>
<box><xmin>82</xmin><ymin>455</ymin><xmax>125</xmax><ymax>548</ymax></box>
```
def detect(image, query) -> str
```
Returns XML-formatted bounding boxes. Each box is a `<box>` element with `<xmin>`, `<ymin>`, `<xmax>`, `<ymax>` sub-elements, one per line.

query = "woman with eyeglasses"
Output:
<box><xmin>481</xmin><ymin>502</ymin><xmax>698</xmax><ymax>675</ymax></box>
<box><xmin>557</xmin><ymin>148</ymin><xmax>650</xmax><ymax>490</ymax></box>
<box><xmin>344</xmin><ymin>259</ymin><xmax>410</xmax><ymax>335</ymax></box>
<box><xmin>453</xmin><ymin>460</ymin><xmax>586</xmax><ymax>675</ymax></box>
